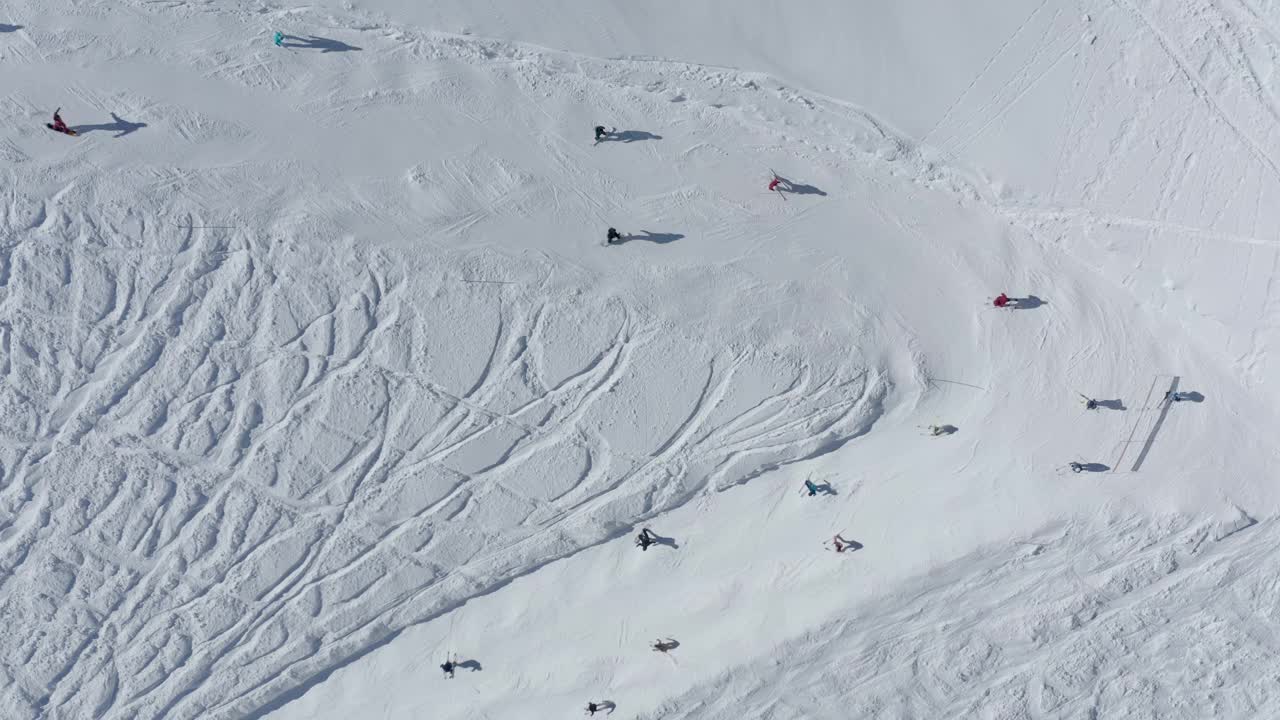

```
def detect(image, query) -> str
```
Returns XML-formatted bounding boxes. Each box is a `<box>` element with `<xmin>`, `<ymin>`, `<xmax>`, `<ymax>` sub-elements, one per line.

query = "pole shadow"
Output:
<box><xmin>72</xmin><ymin>112</ymin><xmax>147</xmax><ymax>137</ymax></box>
<box><xmin>280</xmin><ymin>34</ymin><xmax>362</xmax><ymax>52</ymax></box>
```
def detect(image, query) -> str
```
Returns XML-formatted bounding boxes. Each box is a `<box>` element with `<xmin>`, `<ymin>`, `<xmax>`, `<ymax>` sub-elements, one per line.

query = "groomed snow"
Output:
<box><xmin>2</xmin><ymin>0</ymin><xmax>1279</xmax><ymax>718</ymax></box>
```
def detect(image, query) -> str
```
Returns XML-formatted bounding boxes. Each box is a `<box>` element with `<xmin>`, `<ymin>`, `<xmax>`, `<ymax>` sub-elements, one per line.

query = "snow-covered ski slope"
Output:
<box><xmin>2</xmin><ymin>0</ymin><xmax>1279</xmax><ymax>718</ymax></box>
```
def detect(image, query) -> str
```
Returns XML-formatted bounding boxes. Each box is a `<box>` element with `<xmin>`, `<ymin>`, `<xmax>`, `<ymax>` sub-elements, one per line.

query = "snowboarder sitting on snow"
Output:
<box><xmin>636</xmin><ymin>528</ymin><xmax>657</xmax><ymax>551</ymax></box>
<box><xmin>607</xmin><ymin>227</ymin><xmax>623</xmax><ymax>244</ymax></box>
<box><xmin>994</xmin><ymin>293</ymin><xmax>1013</xmax><ymax>308</ymax></box>
<box><xmin>803</xmin><ymin>480</ymin><xmax>819</xmax><ymax>496</ymax></box>
<box><xmin>440</xmin><ymin>659</ymin><xmax>455</xmax><ymax>679</ymax></box>
<box><xmin>51</xmin><ymin>108</ymin><xmax>70</xmax><ymax>133</ymax></box>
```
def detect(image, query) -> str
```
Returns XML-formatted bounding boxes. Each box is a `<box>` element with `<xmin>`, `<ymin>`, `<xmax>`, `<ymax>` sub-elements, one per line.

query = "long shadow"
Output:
<box><xmin>1175</xmin><ymin>391</ymin><xmax>1205</xmax><ymax>403</ymax></box>
<box><xmin>812</xmin><ymin>482</ymin><xmax>837</xmax><ymax>497</ymax></box>
<box><xmin>1096</xmin><ymin>399</ymin><xmax>1126</xmax><ymax>411</ymax></box>
<box><xmin>653</xmin><ymin>639</ymin><xmax>680</xmax><ymax>652</ymax></box>
<box><xmin>649</xmin><ymin>531</ymin><xmax>679</xmax><ymax>550</ymax></box>
<box><xmin>457</xmin><ymin>659</ymin><xmax>482</xmax><ymax>672</ymax></box>
<box><xmin>280</xmin><ymin>34</ymin><xmax>362</xmax><ymax>52</ymax></box>
<box><xmin>592</xmin><ymin>700</ymin><xmax>617</xmax><ymax>714</ymax></box>
<box><xmin>612</xmin><ymin>130</ymin><xmax>662</xmax><ymax>143</ymax></box>
<box><xmin>0</xmin><ymin>23</ymin><xmax>22</xmax><ymax>32</ymax></box>
<box><xmin>1077</xmin><ymin>462</ymin><xmax>1110</xmax><ymax>473</ymax></box>
<box><xmin>1010</xmin><ymin>295</ymin><xmax>1046</xmax><ymax>310</ymax></box>
<box><xmin>1133</xmin><ymin>376</ymin><xmax>1178</xmax><ymax>472</ymax></box>
<box><xmin>774</xmin><ymin>175</ymin><xmax>828</xmax><ymax>196</ymax></box>
<box><xmin>73</xmin><ymin>112</ymin><xmax>147</xmax><ymax>137</ymax></box>
<box><xmin>622</xmin><ymin>230</ymin><xmax>684</xmax><ymax>245</ymax></box>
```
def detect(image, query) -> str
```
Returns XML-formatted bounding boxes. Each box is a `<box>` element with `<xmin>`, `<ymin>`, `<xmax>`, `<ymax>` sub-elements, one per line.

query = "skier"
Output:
<box><xmin>607</xmin><ymin>227</ymin><xmax>622</xmax><ymax>244</ymax></box>
<box><xmin>1082</xmin><ymin>396</ymin><xmax>1099</xmax><ymax>410</ymax></box>
<box><xmin>274</xmin><ymin>31</ymin><xmax>285</xmax><ymax>47</ymax></box>
<box><xmin>1164</xmin><ymin>391</ymin><xmax>1184</xmax><ymax>403</ymax></box>
<box><xmin>440</xmin><ymin>658</ymin><xmax>455</xmax><ymax>679</ymax></box>
<box><xmin>1069</xmin><ymin>462</ymin><xmax>1084</xmax><ymax>473</ymax></box>
<box><xmin>831</xmin><ymin>534</ymin><xmax>856</xmax><ymax>553</ymax></box>
<box><xmin>586</xmin><ymin>701</ymin><xmax>601</xmax><ymax>716</ymax></box>
<box><xmin>993</xmin><ymin>293</ymin><xmax>1011</xmax><ymax>309</ymax></box>
<box><xmin>635</xmin><ymin>527</ymin><xmax>657</xmax><ymax>551</ymax></box>
<box><xmin>803</xmin><ymin>479</ymin><xmax>819</xmax><ymax>496</ymax></box>
<box><xmin>768</xmin><ymin>176</ymin><xmax>781</xmax><ymax>192</ymax></box>
<box><xmin>927</xmin><ymin>424</ymin><xmax>945</xmax><ymax>436</ymax></box>
<box><xmin>594</xmin><ymin>126</ymin><xmax>610</xmax><ymax>142</ymax></box>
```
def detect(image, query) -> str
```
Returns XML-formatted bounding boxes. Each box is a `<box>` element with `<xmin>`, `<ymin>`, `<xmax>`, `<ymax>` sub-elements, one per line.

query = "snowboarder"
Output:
<box><xmin>635</xmin><ymin>527</ymin><xmax>657</xmax><ymax>551</ymax></box>
<box><xmin>651</xmin><ymin>638</ymin><xmax>678</xmax><ymax>653</ymax></box>
<box><xmin>47</xmin><ymin>108</ymin><xmax>76</xmax><ymax>136</ymax></box>
<box><xmin>607</xmin><ymin>227</ymin><xmax>622</xmax><ymax>244</ymax></box>
<box><xmin>594</xmin><ymin>126</ymin><xmax>611</xmax><ymax>142</ymax></box>
<box><xmin>274</xmin><ymin>31</ymin><xmax>285</xmax><ymax>47</ymax></box>
<box><xmin>1069</xmin><ymin>461</ymin><xmax>1084</xmax><ymax>473</ymax></box>
<box><xmin>803</xmin><ymin>480</ymin><xmax>819</xmax><ymax>496</ymax></box>
<box><xmin>440</xmin><ymin>658</ymin><xmax>456</xmax><ymax>679</ymax></box>
<box><xmin>993</xmin><ymin>293</ymin><xmax>1012</xmax><ymax>309</ymax></box>
<box><xmin>831</xmin><ymin>534</ymin><xmax>856</xmax><ymax>553</ymax></box>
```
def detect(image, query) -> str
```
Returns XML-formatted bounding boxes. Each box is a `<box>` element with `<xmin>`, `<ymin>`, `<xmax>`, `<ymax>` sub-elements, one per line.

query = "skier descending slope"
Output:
<box><xmin>803</xmin><ymin>480</ymin><xmax>819</xmax><ymax>496</ymax></box>
<box><xmin>274</xmin><ymin>31</ymin><xmax>285</xmax><ymax>47</ymax></box>
<box><xmin>993</xmin><ymin>292</ymin><xmax>1011</xmax><ymax>309</ymax></box>
<box><xmin>606</xmin><ymin>227</ymin><xmax>623</xmax><ymax>245</ymax></box>
<box><xmin>440</xmin><ymin>657</ymin><xmax>455</xmax><ymax>679</ymax></box>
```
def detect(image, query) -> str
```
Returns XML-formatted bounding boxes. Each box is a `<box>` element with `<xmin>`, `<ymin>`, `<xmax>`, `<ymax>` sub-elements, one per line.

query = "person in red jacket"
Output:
<box><xmin>993</xmin><ymin>293</ymin><xmax>1011</xmax><ymax>308</ymax></box>
<box><xmin>768</xmin><ymin>176</ymin><xmax>781</xmax><ymax>192</ymax></box>
<box><xmin>51</xmin><ymin>108</ymin><xmax>70</xmax><ymax>132</ymax></box>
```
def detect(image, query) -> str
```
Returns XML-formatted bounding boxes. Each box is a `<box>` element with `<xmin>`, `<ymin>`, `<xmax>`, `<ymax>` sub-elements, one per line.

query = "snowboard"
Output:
<box><xmin>47</xmin><ymin>124</ymin><xmax>78</xmax><ymax>136</ymax></box>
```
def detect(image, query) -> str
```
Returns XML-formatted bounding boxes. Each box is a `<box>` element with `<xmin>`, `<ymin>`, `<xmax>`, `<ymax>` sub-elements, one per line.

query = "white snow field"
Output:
<box><xmin>2</xmin><ymin>0</ymin><xmax>1280</xmax><ymax>718</ymax></box>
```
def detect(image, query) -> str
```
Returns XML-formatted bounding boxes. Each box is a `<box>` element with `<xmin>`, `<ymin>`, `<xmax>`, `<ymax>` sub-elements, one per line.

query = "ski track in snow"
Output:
<box><xmin>1</xmin><ymin>3</ymin><xmax>894</xmax><ymax>718</ymax></box>
<box><xmin>1</xmin><ymin>0</ymin><xmax>1279</xmax><ymax>718</ymax></box>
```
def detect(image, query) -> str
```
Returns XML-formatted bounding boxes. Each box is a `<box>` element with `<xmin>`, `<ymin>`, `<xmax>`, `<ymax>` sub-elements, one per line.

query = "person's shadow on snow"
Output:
<box><xmin>0</xmin><ymin>23</ymin><xmax>23</xmax><ymax>32</ymax></box>
<box><xmin>611</xmin><ymin>130</ymin><xmax>662</xmax><ymax>143</ymax></box>
<box><xmin>618</xmin><ymin>231</ymin><xmax>684</xmax><ymax>245</ymax></box>
<box><xmin>457</xmin><ymin>659</ymin><xmax>482</xmax><ymax>673</ymax></box>
<box><xmin>773</xmin><ymin>174</ymin><xmax>828</xmax><ymax>196</ymax></box>
<box><xmin>279</xmin><ymin>34</ymin><xmax>362</xmax><ymax>52</ymax></box>
<box><xmin>73</xmin><ymin>112</ymin><xmax>147</xmax><ymax>138</ymax></box>
<box><xmin>1008</xmin><ymin>295</ymin><xmax>1046</xmax><ymax>310</ymax></box>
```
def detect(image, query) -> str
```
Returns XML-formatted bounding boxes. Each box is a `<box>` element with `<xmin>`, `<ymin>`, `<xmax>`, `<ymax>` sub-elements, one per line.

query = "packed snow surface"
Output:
<box><xmin>2</xmin><ymin>0</ymin><xmax>1280</xmax><ymax>718</ymax></box>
